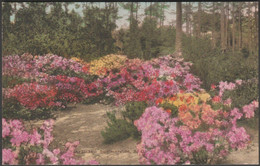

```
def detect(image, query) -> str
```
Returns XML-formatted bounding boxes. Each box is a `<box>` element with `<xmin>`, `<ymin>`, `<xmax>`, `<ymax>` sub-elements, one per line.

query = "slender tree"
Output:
<box><xmin>232</xmin><ymin>2</ymin><xmax>236</xmax><ymax>53</ymax></box>
<box><xmin>221</xmin><ymin>2</ymin><xmax>226</xmax><ymax>52</ymax></box>
<box><xmin>175</xmin><ymin>2</ymin><xmax>182</xmax><ymax>56</ymax></box>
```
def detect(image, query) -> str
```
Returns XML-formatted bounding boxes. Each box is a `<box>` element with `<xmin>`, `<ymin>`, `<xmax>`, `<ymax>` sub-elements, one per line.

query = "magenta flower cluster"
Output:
<box><xmin>2</xmin><ymin>118</ymin><xmax>99</xmax><ymax>165</ymax></box>
<box><xmin>134</xmin><ymin>100</ymin><xmax>258</xmax><ymax>164</ymax></box>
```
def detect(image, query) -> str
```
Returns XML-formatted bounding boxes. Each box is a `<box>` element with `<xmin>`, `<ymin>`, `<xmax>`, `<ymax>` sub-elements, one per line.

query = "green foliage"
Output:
<box><xmin>2</xmin><ymin>2</ymin><xmax>118</xmax><ymax>60</ymax></box>
<box><xmin>2</xmin><ymin>97</ymin><xmax>54</xmax><ymax>120</ymax></box>
<box><xmin>101</xmin><ymin>111</ymin><xmax>138</xmax><ymax>144</ymax></box>
<box><xmin>222</xmin><ymin>80</ymin><xmax>258</xmax><ymax>109</ymax></box>
<box><xmin>122</xmin><ymin>101</ymin><xmax>148</xmax><ymax>122</ymax></box>
<box><xmin>2</xmin><ymin>75</ymin><xmax>32</xmax><ymax>88</ymax></box>
<box><xmin>158</xmin><ymin>102</ymin><xmax>178</xmax><ymax>118</ymax></box>
<box><xmin>101</xmin><ymin>101</ymin><xmax>147</xmax><ymax>144</ymax></box>
<box><xmin>183</xmin><ymin>37</ymin><xmax>258</xmax><ymax>90</ymax></box>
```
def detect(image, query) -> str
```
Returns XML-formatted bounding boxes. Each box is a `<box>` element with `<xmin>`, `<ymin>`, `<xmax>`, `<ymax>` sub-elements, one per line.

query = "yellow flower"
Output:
<box><xmin>198</xmin><ymin>92</ymin><xmax>211</xmax><ymax>103</ymax></box>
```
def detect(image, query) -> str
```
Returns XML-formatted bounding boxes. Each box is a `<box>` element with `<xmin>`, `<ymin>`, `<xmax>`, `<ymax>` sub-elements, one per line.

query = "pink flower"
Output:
<box><xmin>36</xmin><ymin>153</ymin><xmax>45</xmax><ymax>165</ymax></box>
<box><xmin>2</xmin><ymin>149</ymin><xmax>17</xmax><ymax>165</ymax></box>
<box><xmin>243</xmin><ymin>104</ymin><xmax>255</xmax><ymax>118</ymax></box>
<box><xmin>53</xmin><ymin>149</ymin><xmax>61</xmax><ymax>156</ymax></box>
<box><xmin>235</xmin><ymin>79</ymin><xmax>242</xmax><ymax>85</ymax></box>
<box><xmin>223</xmin><ymin>98</ymin><xmax>232</xmax><ymax>106</ymax></box>
<box><xmin>29</xmin><ymin>129</ymin><xmax>42</xmax><ymax>145</ymax></box>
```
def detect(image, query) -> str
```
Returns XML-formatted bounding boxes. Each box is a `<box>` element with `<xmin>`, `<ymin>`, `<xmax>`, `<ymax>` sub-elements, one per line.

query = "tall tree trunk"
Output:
<box><xmin>238</xmin><ymin>3</ymin><xmax>242</xmax><ymax>50</ymax></box>
<box><xmin>255</xmin><ymin>2</ymin><xmax>258</xmax><ymax>52</ymax></box>
<box><xmin>130</xmin><ymin>2</ymin><xmax>133</xmax><ymax>26</ymax></box>
<box><xmin>225</xmin><ymin>2</ymin><xmax>229</xmax><ymax>49</ymax></box>
<box><xmin>197</xmin><ymin>2</ymin><xmax>201</xmax><ymax>37</ymax></box>
<box><xmin>221</xmin><ymin>2</ymin><xmax>226</xmax><ymax>52</ymax></box>
<box><xmin>186</xmin><ymin>2</ymin><xmax>189</xmax><ymax>34</ymax></box>
<box><xmin>175</xmin><ymin>2</ymin><xmax>182</xmax><ymax>56</ymax></box>
<box><xmin>232</xmin><ymin>2</ymin><xmax>236</xmax><ymax>53</ymax></box>
<box><xmin>150</xmin><ymin>2</ymin><xmax>152</xmax><ymax>19</ymax></box>
<box><xmin>211</xmin><ymin>2</ymin><xmax>216</xmax><ymax>48</ymax></box>
<box><xmin>248</xmin><ymin>2</ymin><xmax>252</xmax><ymax>55</ymax></box>
<box><xmin>136</xmin><ymin>2</ymin><xmax>138</xmax><ymax>21</ymax></box>
<box><xmin>189</xmin><ymin>2</ymin><xmax>192</xmax><ymax>36</ymax></box>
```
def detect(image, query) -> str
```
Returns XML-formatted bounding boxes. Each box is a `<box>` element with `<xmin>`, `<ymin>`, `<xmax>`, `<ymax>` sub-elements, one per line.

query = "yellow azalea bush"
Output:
<box><xmin>88</xmin><ymin>54</ymin><xmax>127</xmax><ymax>76</ymax></box>
<box><xmin>156</xmin><ymin>91</ymin><xmax>221</xmax><ymax>130</ymax></box>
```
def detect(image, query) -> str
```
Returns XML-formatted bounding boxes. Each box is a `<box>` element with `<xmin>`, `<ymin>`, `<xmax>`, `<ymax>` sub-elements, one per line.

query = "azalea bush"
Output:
<box><xmin>89</xmin><ymin>54</ymin><xmax>128</xmax><ymax>76</ymax></box>
<box><xmin>134</xmin><ymin>89</ymin><xmax>259</xmax><ymax>164</ymax></box>
<box><xmin>2</xmin><ymin>118</ymin><xmax>99</xmax><ymax>165</ymax></box>
<box><xmin>102</xmin><ymin>55</ymin><xmax>201</xmax><ymax>105</ymax></box>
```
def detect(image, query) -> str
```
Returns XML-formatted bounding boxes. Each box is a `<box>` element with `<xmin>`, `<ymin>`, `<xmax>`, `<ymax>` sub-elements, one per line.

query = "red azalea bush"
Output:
<box><xmin>102</xmin><ymin>55</ymin><xmax>201</xmax><ymax>105</ymax></box>
<box><xmin>3</xmin><ymin>82</ymin><xmax>62</xmax><ymax>110</ymax></box>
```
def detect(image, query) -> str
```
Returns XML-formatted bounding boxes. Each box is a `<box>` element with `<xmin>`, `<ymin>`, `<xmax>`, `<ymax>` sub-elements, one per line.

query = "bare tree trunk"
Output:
<box><xmin>255</xmin><ymin>2</ymin><xmax>258</xmax><ymax>52</ymax></box>
<box><xmin>175</xmin><ymin>2</ymin><xmax>182</xmax><ymax>56</ymax></box>
<box><xmin>197</xmin><ymin>2</ymin><xmax>201</xmax><ymax>37</ymax></box>
<box><xmin>221</xmin><ymin>2</ymin><xmax>226</xmax><ymax>52</ymax></box>
<box><xmin>130</xmin><ymin>2</ymin><xmax>133</xmax><ymax>26</ymax></box>
<box><xmin>136</xmin><ymin>2</ymin><xmax>138</xmax><ymax>21</ymax></box>
<box><xmin>211</xmin><ymin>2</ymin><xmax>216</xmax><ymax>48</ymax></box>
<box><xmin>238</xmin><ymin>3</ymin><xmax>242</xmax><ymax>50</ymax></box>
<box><xmin>225</xmin><ymin>2</ymin><xmax>229</xmax><ymax>49</ymax></box>
<box><xmin>186</xmin><ymin>2</ymin><xmax>189</xmax><ymax>34</ymax></box>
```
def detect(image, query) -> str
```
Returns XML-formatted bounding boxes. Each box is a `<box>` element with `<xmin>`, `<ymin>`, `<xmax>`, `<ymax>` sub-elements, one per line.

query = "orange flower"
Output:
<box><xmin>156</xmin><ymin>98</ymin><xmax>163</xmax><ymax>105</ymax></box>
<box><xmin>165</xmin><ymin>109</ymin><xmax>172</xmax><ymax>115</ymax></box>
<box><xmin>179</xmin><ymin>104</ymin><xmax>188</xmax><ymax>113</ymax></box>
<box><xmin>169</xmin><ymin>95</ymin><xmax>177</xmax><ymax>101</ymax></box>
<box><xmin>186</xmin><ymin>96</ymin><xmax>194</xmax><ymax>104</ymax></box>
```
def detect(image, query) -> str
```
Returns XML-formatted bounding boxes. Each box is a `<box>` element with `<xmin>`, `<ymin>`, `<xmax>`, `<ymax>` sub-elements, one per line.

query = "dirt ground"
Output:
<box><xmin>27</xmin><ymin>103</ymin><xmax>259</xmax><ymax>165</ymax></box>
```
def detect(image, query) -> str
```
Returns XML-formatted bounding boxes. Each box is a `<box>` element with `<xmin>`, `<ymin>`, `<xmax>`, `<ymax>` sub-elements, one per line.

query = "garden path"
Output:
<box><xmin>28</xmin><ymin>103</ymin><xmax>258</xmax><ymax>165</ymax></box>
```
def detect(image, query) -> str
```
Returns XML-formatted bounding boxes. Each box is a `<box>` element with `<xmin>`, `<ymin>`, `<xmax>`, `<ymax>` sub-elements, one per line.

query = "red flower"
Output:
<box><xmin>211</xmin><ymin>84</ymin><xmax>216</xmax><ymax>90</ymax></box>
<box><xmin>156</xmin><ymin>98</ymin><xmax>163</xmax><ymax>105</ymax></box>
<box><xmin>212</xmin><ymin>96</ymin><xmax>221</xmax><ymax>103</ymax></box>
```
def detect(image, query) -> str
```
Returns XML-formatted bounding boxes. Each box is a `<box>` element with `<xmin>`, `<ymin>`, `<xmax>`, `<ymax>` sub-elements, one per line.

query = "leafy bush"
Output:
<box><xmin>2</xmin><ymin>75</ymin><xmax>32</xmax><ymax>88</ymax></box>
<box><xmin>222</xmin><ymin>80</ymin><xmax>258</xmax><ymax>109</ymax></box>
<box><xmin>122</xmin><ymin>101</ymin><xmax>148</xmax><ymax>123</ymax></box>
<box><xmin>2</xmin><ymin>98</ymin><xmax>54</xmax><ymax>120</ymax></box>
<box><xmin>101</xmin><ymin>101</ymin><xmax>147</xmax><ymax>144</ymax></box>
<box><xmin>184</xmin><ymin>51</ymin><xmax>258</xmax><ymax>90</ymax></box>
<box><xmin>101</xmin><ymin>111</ymin><xmax>137</xmax><ymax>144</ymax></box>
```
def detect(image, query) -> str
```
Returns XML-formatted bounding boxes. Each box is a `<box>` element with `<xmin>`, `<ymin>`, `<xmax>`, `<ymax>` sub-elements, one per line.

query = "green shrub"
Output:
<box><xmin>184</xmin><ymin>50</ymin><xmax>258</xmax><ymax>90</ymax></box>
<box><xmin>2</xmin><ymin>97</ymin><xmax>54</xmax><ymax>120</ymax></box>
<box><xmin>101</xmin><ymin>101</ymin><xmax>147</xmax><ymax>144</ymax></box>
<box><xmin>222</xmin><ymin>80</ymin><xmax>258</xmax><ymax>109</ymax></box>
<box><xmin>2</xmin><ymin>75</ymin><xmax>32</xmax><ymax>88</ymax></box>
<box><xmin>122</xmin><ymin>101</ymin><xmax>148</xmax><ymax>123</ymax></box>
<box><xmin>101</xmin><ymin>111</ymin><xmax>138</xmax><ymax>144</ymax></box>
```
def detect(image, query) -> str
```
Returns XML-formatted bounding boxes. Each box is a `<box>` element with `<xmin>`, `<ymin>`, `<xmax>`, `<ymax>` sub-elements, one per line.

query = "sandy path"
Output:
<box><xmin>27</xmin><ymin>103</ymin><xmax>258</xmax><ymax>165</ymax></box>
<box><xmin>50</xmin><ymin>103</ymin><xmax>139</xmax><ymax>165</ymax></box>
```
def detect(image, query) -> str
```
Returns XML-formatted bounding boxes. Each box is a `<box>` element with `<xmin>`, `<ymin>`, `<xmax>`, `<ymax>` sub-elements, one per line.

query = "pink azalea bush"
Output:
<box><xmin>2</xmin><ymin>118</ymin><xmax>99</xmax><ymax>165</ymax></box>
<box><xmin>134</xmin><ymin>98</ymin><xmax>258</xmax><ymax>164</ymax></box>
